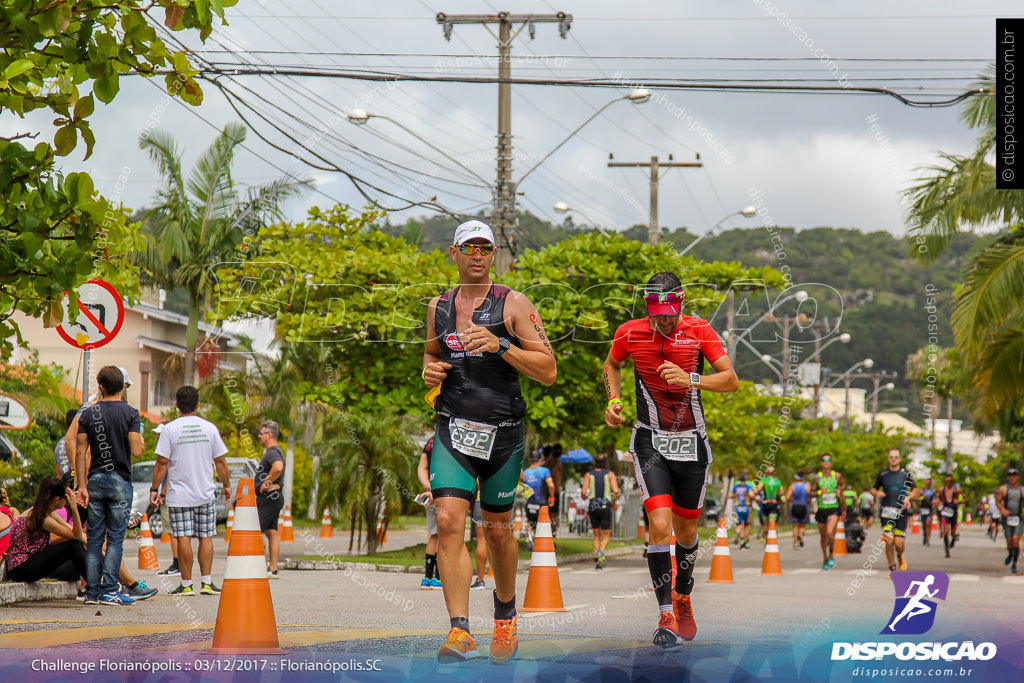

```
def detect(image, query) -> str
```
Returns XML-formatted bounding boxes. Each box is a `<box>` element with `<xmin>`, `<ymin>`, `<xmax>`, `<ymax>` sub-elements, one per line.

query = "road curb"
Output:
<box><xmin>0</xmin><ymin>580</ymin><xmax>78</xmax><ymax>605</ymax></box>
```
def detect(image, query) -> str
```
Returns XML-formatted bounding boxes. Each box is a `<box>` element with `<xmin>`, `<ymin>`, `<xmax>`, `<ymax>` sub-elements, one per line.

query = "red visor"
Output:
<box><xmin>645</xmin><ymin>291</ymin><xmax>683</xmax><ymax>316</ymax></box>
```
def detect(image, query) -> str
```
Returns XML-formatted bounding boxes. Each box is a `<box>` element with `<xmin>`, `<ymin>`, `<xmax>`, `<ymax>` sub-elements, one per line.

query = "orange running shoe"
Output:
<box><xmin>672</xmin><ymin>592</ymin><xmax>697</xmax><ymax>641</ymax></box>
<box><xmin>899</xmin><ymin>555</ymin><xmax>908</xmax><ymax>571</ymax></box>
<box><xmin>653</xmin><ymin>611</ymin><xmax>683</xmax><ymax>649</ymax></box>
<box><xmin>437</xmin><ymin>627</ymin><xmax>480</xmax><ymax>663</ymax></box>
<box><xmin>490</xmin><ymin>614</ymin><xmax>518</xmax><ymax>664</ymax></box>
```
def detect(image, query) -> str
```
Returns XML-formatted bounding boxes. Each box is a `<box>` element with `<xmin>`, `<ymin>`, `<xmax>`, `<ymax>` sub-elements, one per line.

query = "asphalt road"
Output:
<box><xmin>0</xmin><ymin>523</ymin><xmax>1020</xmax><ymax>682</ymax></box>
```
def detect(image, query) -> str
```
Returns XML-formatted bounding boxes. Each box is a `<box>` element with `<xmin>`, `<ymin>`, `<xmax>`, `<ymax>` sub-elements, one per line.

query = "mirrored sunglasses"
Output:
<box><xmin>458</xmin><ymin>242</ymin><xmax>495</xmax><ymax>256</ymax></box>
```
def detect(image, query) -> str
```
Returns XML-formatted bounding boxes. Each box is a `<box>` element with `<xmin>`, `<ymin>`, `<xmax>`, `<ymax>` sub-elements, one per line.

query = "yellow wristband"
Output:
<box><xmin>608</xmin><ymin>398</ymin><xmax>623</xmax><ymax>407</ymax></box>
<box><xmin>421</xmin><ymin>366</ymin><xmax>428</xmax><ymax>381</ymax></box>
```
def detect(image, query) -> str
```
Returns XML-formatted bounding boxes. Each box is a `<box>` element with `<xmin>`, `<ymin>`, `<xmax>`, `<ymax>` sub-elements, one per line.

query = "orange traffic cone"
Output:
<box><xmin>208</xmin><ymin>478</ymin><xmax>285</xmax><ymax>655</ymax></box>
<box><xmin>160</xmin><ymin>530</ymin><xmax>172</xmax><ymax>544</ymax></box>
<box><xmin>225</xmin><ymin>506</ymin><xmax>234</xmax><ymax>543</ymax></box>
<box><xmin>637</xmin><ymin>516</ymin><xmax>646</xmax><ymax>540</ymax></box>
<box><xmin>911</xmin><ymin>514</ymin><xmax>921</xmax><ymax>535</ymax></box>
<box><xmin>513</xmin><ymin>508</ymin><xmax>522</xmax><ymax>533</ymax></box>
<box><xmin>137</xmin><ymin>513</ymin><xmax>161</xmax><ymax>571</ymax></box>
<box><xmin>280</xmin><ymin>506</ymin><xmax>294</xmax><ymax>543</ymax></box>
<box><xmin>931</xmin><ymin>515</ymin><xmax>938</xmax><ymax>532</ymax></box>
<box><xmin>965</xmin><ymin>513</ymin><xmax>972</xmax><ymax>526</ymax></box>
<box><xmin>521</xmin><ymin>506</ymin><xmax>567</xmax><ymax>612</ymax></box>
<box><xmin>319</xmin><ymin>508</ymin><xmax>333</xmax><ymax>538</ymax></box>
<box><xmin>760</xmin><ymin>518</ymin><xmax>783</xmax><ymax>576</ymax></box>
<box><xmin>834</xmin><ymin>519</ymin><xmax>848</xmax><ymax>556</ymax></box>
<box><xmin>708</xmin><ymin>518</ymin><xmax>734</xmax><ymax>583</ymax></box>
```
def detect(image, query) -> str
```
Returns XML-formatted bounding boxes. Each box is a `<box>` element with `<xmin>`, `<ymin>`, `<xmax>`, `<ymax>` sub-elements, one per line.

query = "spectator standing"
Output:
<box><xmin>255</xmin><ymin>421</ymin><xmax>285</xmax><ymax>579</ymax></box>
<box><xmin>150</xmin><ymin>386</ymin><xmax>230</xmax><ymax>596</ymax></box>
<box><xmin>75</xmin><ymin>365</ymin><xmax>145</xmax><ymax>606</ymax></box>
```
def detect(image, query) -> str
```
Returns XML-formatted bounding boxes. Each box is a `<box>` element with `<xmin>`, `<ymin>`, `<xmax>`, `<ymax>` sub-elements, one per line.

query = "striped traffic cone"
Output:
<box><xmin>319</xmin><ymin>508</ymin><xmax>333</xmax><ymax>538</ymax></box>
<box><xmin>137</xmin><ymin>513</ymin><xmax>161</xmax><ymax>571</ymax></box>
<box><xmin>965</xmin><ymin>513</ymin><xmax>972</xmax><ymax>526</ymax></box>
<box><xmin>208</xmin><ymin>478</ymin><xmax>285</xmax><ymax>655</ymax></box>
<box><xmin>911</xmin><ymin>514</ymin><xmax>921</xmax><ymax>535</ymax></box>
<box><xmin>637</xmin><ymin>516</ymin><xmax>646</xmax><ymax>540</ymax></box>
<box><xmin>225</xmin><ymin>506</ymin><xmax>234</xmax><ymax>543</ymax></box>
<box><xmin>760</xmin><ymin>518</ymin><xmax>783</xmax><ymax>576</ymax></box>
<box><xmin>708</xmin><ymin>518</ymin><xmax>734</xmax><ymax>583</ymax></box>
<box><xmin>513</xmin><ymin>508</ymin><xmax>523</xmax><ymax>534</ymax></box>
<box><xmin>521</xmin><ymin>506</ymin><xmax>567</xmax><ymax>612</ymax></box>
<box><xmin>834</xmin><ymin>519</ymin><xmax>848</xmax><ymax>556</ymax></box>
<box><xmin>280</xmin><ymin>506</ymin><xmax>294</xmax><ymax>543</ymax></box>
<box><xmin>160</xmin><ymin>531</ymin><xmax>172</xmax><ymax>544</ymax></box>
<box><xmin>931</xmin><ymin>515</ymin><xmax>938</xmax><ymax>532</ymax></box>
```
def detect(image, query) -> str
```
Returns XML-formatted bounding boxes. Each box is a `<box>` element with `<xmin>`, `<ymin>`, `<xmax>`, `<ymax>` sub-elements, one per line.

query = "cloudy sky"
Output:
<box><xmin>5</xmin><ymin>1</ymin><xmax>1015</xmax><ymax>237</ymax></box>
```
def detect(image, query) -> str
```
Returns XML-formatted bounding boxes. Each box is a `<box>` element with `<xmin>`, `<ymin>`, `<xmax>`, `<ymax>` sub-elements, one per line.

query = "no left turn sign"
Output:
<box><xmin>56</xmin><ymin>279</ymin><xmax>125</xmax><ymax>350</ymax></box>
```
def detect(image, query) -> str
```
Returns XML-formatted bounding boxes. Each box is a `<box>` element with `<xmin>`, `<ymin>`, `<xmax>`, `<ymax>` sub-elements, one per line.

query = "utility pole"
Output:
<box><xmin>437</xmin><ymin>11</ymin><xmax>572</xmax><ymax>274</ymax></box>
<box><xmin>607</xmin><ymin>154</ymin><xmax>702</xmax><ymax>244</ymax></box>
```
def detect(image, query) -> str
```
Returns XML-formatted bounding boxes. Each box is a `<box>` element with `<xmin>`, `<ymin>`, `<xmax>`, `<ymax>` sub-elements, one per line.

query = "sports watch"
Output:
<box><xmin>689</xmin><ymin>373</ymin><xmax>701</xmax><ymax>386</ymax></box>
<box><xmin>497</xmin><ymin>337</ymin><xmax>511</xmax><ymax>356</ymax></box>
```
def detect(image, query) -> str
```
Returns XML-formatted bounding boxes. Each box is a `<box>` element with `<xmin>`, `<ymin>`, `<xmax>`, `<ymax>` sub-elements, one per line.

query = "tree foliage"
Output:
<box><xmin>0</xmin><ymin>0</ymin><xmax>237</xmax><ymax>360</ymax></box>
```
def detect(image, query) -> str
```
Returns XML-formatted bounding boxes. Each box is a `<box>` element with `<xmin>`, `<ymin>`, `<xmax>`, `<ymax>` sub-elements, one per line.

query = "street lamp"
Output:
<box><xmin>518</xmin><ymin>89</ymin><xmax>651</xmax><ymax>185</ymax></box>
<box><xmin>679</xmin><ymin>205</ymin><xmax>758</xmax><ymax>257</ymax></box>
<box><xmin>867</xmin><ymin>381</ymin><xmax>896</xmax><ymax>431</ymax></box>
<box><xmin>347</xmin><ymin>108</ymin><xmax>492</xmax><ymax>186</ymax></box>
<box><xmin>553</xmin><ymin>202</ymin><xmax>609</xmax><ymax>236</ymax></box>
<box><xmin>831</xmin><ymin>358</ymin><xmax>874</xmax><ymax>431</ymax></box>
<box><xmin>731</xmin><ymin>288</ymin><xmax>808</xmax><ymax>387</ymax></box>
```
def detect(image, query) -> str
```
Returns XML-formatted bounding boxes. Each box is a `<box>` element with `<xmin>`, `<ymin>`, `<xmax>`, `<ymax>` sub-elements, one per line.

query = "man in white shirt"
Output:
<box><xmin>150</xmin><ymin>386</ymin><xmax>230</xmax><ymax>596</ymax></box>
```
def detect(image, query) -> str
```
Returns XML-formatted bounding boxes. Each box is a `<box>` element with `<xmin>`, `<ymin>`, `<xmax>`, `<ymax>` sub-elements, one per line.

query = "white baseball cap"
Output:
<box><xmin>117</xmin><ymin>366</ymin><xmax>133</xmax><ymax>388</ymax></box>
<box><xmin>453</xmin><ymin>220</ymin><xmax>495</xmax><ymax>246</ymax></box>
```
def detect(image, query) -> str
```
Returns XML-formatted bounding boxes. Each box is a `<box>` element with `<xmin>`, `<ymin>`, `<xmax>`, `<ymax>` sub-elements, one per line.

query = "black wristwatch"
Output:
<box><xmin>150</xmin><ymin>487</ymin><xmax>159</xmax><ymax>493</ymax></box>
<box><xmin>497</xmin><ymin>337</ymin><xmax>511</xmax><ymax>356</ymax></box>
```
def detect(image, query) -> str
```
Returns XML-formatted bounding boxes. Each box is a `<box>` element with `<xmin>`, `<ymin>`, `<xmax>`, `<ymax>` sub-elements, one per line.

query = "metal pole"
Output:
<box><xmin>648</xmin><ymin>155</ymin><xmax>659</xmax><ymax>244</ymax></box>
<box><xmin>781</xmin><ymin>316</ymin><xmax>792</xmax><ymax>386</ymax></box>
<box><xmin>843</xmin><ymin>376</ymin><xmax>851</xmax><ymax>432</ymax></box>
<box><xmin>870</xmin><ymin>375</ymin><xmax>881</xmax><ymax>431</ymax></box>
<box><xmin>81</xmin><ymin>348</ymin><xmax>91</xmax><ymax>406</ymax></box>
<box><xmin>495</xmin><ymin>14</ymin><xmax>513</xmax><ymax>274</ymax></box>
<box><xmin>945</xmin><ymin>397</ymin><xmax>954</xmax><ymax>473</ymax></box>
<box><xmin>812</xmin><ymin>331</ymin><xmax>821</xmax><ymax>418</ymax></box>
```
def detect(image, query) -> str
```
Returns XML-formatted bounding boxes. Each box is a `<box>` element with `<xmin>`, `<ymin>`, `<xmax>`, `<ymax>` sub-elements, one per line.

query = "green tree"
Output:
<box><xmin>316</xmin><ymin>410</ymin><xmax>417</xmax><ymax>556</ymax></box>
<box><xmin>0</xmin><ymin>0</ymin><xmax>235</xmax><ymax>360</ymax></box>
<box><xmin>138</xmin><ymin>123</ymin><xmax>311</xmax><ymax>384</ymax></box>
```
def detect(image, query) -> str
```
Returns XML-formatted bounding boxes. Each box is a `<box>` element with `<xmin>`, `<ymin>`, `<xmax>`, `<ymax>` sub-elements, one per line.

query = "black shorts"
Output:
<box><xmin>761</xmin><ymin>502</ymin><xmax>780</xmax><ymax>520</ymax></box>
<box><xmin>815</xmin><ymin>508</ymin><xmax>839</xmax><ymax>525</ymax></box>
<box><xmin>257</xmin><ymin>494</ymin><xmax>283</xmax><ymax>532</ymax></box>
<box><xmin>525</xmin><ymin>501</ymin><xmax>542</xmax><ymax>528</ymax></box>
<box><xmin>588</xmin><ymin>503</ymin><xmax>612</xmax><ymax>531</ymax></box>
<box><xmin>880</xmin><ymin>509</ymin><xmax>909</xmax><ymax>536</ymax></box>
<box><xmin>630</xmin><ymin>426</ymin><xmax>710</xmax><ymax>518</ymax></box>
<box><xmin>791</xmin><ymin>504</ymin><xmax>808</xmax><ymax>524</ymax></box>
<box><xmin>861</xmin><ymin>507</ymin><xmax>873</xmax><ymax>518</ymax></box>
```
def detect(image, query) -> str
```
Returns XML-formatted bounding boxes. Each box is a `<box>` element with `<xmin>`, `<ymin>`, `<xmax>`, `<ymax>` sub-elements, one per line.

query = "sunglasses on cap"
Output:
<box><xmin>645</xmin><ymin>291</ymin><xmax>683</xmax><ymax>304</ymax></box>
<box><xmin>457</xmin><ymin>242</ymin><xmax>495</xmax><ymax>256</ymax></box>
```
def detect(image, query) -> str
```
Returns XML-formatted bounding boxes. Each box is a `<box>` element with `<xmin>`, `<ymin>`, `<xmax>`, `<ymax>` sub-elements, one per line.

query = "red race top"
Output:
<box><xmin>610</xmin><ymin>316</ymin><xmax>725</xmax><ymax>432</ymax></box>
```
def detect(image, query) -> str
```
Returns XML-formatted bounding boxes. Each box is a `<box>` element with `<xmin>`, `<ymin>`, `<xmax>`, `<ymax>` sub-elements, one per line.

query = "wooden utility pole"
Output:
<box><xmin>607</xmin><ymin>155</ymin><xmax>702</xmax><ymax>244</ymax></box>
<box><xmin>437</xmin><ymin>11</ymin><xmax>572</xmax><ymax>274</ymax></box>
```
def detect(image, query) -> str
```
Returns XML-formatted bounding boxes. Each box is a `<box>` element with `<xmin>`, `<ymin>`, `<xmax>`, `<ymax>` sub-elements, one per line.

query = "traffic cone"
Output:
<box><xmin>160</xmin><ymin>530</ymin><xmax>172</xmax><ymax>544</ymax></box>
<box><xmin>965</xmin><ymin>513</ymin><xmax>972</xmax><ymax>526</ymax></box>
<box><xmin>911</xmin><ymin>514</ymin><xmax>921</xmax><ymax>535</ymax></box>
<box><xmin>834</xmin><ymin>519</ymin><xmax>848</xmax><ymax>556</ymax></box>
<box><xmin>208</xmin><ymin>478</ymin><xmax>285</xmax><ymax>655</ymax></box>
<box><xmin>319</xmin><ymin>508</ymin><xmax>333</xmax><ymax>538</ymax></box>
<box><xmin>513</xmin><ymin>508</ymin><xmax>522</xmax><ymax>533</ymax></box>
<box><xmin>637</xmin><ymin>516</ymin><xmax>646</xmax><ymax>540</ymax></box>
<box><xmin>280</xmin><ymin>506</ymin><xmax>294</xmax><ymax>543</ymax></box>
<box><xmin>708</xmin><ymin>518</ymin><xmax>735</xmax><ymax>583</ymax></box>
<box><xmin>225</xmin><ymin>506</ymin><xmax>234</xmax><ymax>543</ymax></box>
<box><xmin>931</xmin><ymin>515</ymin><xmax>938</xmax><ymax>532</ymax></box>
<box><xmin>760</xmin><ymin>518</ymin><xmax>783</xmax><ymax>576</ymax></box>
<box><xmin>137</xmin><ymin>513</ymin><xmax>161</xmax><ymax>571</ymax></box>
<box><xmin>521</xmin><ymin>506</ymin><xmax>567</xmax><ymax>612</ymax></box>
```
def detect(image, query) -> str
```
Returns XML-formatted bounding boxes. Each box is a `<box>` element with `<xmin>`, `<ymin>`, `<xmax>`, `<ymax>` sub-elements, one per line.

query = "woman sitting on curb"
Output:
<box><xmin>0</xmin><ymin>487</ymin><xmax>21</xmax><ymax>559</ymax></box>
<box><xmin>5</xmin><ymin>477</ymin><xmax>86</xmax><ymax>583</ymax></box>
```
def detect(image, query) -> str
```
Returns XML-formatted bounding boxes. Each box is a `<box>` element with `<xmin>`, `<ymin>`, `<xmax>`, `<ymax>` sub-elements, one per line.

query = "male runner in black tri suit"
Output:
<box><xmin>871</xmin><ymin>449</ymin><xmax>917</xmax><ymax>572</ymax></box>
<box><xmin>422</xmin><ymin>220</ymin><xmax>556</xmax><ymax>665</ymax></box>
<box><xmin>995</xmin><ymin>467</ymin><xmax>1023</xmax><ymax>573</ymax></box>
<box><xmin>937</xmin><ymin>473</ymin><xmax>964</xmax><ymax>558</ymax></box>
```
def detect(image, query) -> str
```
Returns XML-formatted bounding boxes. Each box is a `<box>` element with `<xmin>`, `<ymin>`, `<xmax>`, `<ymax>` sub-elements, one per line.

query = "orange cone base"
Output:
<box><xmin>708</xmin><ymin>560</ymin><xmax>734</xmax><ymax>583</ymax></box>
<box><xmin>138</xmin><ymin>548</ymin><xmax>160</xmax><ymax>571</ymax></box>
<box><xmin>207</xmin><ymin>579</ymin><xmax>286</xmax><ymax>655</ymax></box>
<box><xmin>521</xmin><ymin>571</ymin><xmax>568</xmax><ymax>612</ymax></box>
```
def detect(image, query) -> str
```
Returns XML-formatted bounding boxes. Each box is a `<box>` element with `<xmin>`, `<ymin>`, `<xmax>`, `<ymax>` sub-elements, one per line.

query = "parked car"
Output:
<box><xmin>703</xmin><ymin>497</ymin><xmax>721</xmax><ymax>524</ymax></box>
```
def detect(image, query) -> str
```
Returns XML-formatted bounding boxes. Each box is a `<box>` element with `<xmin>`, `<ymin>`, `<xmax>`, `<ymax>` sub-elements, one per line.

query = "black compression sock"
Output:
<box><xmin>450</xmin><ymin>616</ymin><xmax>470</xmax><ymax>634</ymax></box>
<box><xmin>493</xmin><ymin>591</ymin><xmax>516</xmax><ymax>620</ymax></box>
<box><xmin>943</xmin><ymin>536</ymin><xmax>950</xmax><ymax>551</ymax></box>
<box><xmin>425</xmin><ymin>553</ymin><xmax>437</xmax><ymax>580</ymax></box>
<box><xmin>674</xmin><ymin>542</ymin><xmax>698</xmax><ymax>595</ymax></box>
<box><xmin>647</xmin><ymin>546</ymin><xmax>673</xmax><ymax>608</ymax></box>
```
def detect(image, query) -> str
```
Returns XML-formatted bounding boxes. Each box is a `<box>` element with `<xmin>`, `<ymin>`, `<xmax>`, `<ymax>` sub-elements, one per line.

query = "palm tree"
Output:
<box><xmin>317</xmin><ymin>410</ymin><xmax>417</xmax><ymax>556</ymax></box>
<box><xmin>904</xmin><ymin>67</ymin><xmax>1024</xmax><ymax>441</ymax></box>
<box><xmin>138</xmin><ymin>123</ymin><xmax>311</xmax><ymax>385</ymax></box>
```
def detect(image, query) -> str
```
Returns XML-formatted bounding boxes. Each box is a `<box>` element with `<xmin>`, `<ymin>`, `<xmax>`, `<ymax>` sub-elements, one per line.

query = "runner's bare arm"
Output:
<box><xmin>422</xmin><ymin>296</ymin><xmax>452</xmax><ymax>388</ymax></box>
<box><xmin>464</xmin><ymin>291</ymin><xmax>556</xmax><ymax>385</ymax></box>
<box><xmin>602</xmin><ymin>350</ymin><xmax>625</xmax><ymax>428</ymax></box>
<box><xmin>658</xmin><ymin>354</ymin><xmax>739</xmax><ymax>392</ymax></box>
<box><xmin>996</xmin><ymin>486</ymin><xmax>1008</xmax><ymax>516</ymax></box>
<box><xmin>581</xmin><ymin>472</ymin><xmax>590</xmax><ymax>500</ymax></box>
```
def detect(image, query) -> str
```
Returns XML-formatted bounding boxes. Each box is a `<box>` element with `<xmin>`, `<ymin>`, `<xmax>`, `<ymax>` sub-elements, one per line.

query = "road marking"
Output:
<box><xmin>0</xmin><ymin>623</ymin><xmax>214</xmax><ymax>649</ymax></box>
<box><xmin>409</xmin><ymin>636</ymin><xmax>651</xmax><ymax>660</ymax></box>
<box><xmin>738</xmin><ymin>568</ymin><xmax>761</xmax><ymax>575</ymax></box>
<box><xmin>1002</xmin><ymin>576</ymin><xmax>1024</xmax><ymax>584</ymax></box>
<box><xmin>148</xmin><ymin>629</ymin><xmax>441</xmax><ymax>651</ymax></box>
<box><xmin>625</xmin><ymin>569</ymin><xmax>649</xmax><ymax>575</ymax></box>
<box><xmin>521</xmin><ymin>604</ymin><xmax>587</xmax><ymax>617</ymax></box>
<box><xmin>790</xmin><ymin>569</ymin><xmax>819</xmax><ymax>575</ymax></box>
<box><xmin>950</xmin><ymin>574</ymin><xmax>980</xmax><ymax>582</ymax></box>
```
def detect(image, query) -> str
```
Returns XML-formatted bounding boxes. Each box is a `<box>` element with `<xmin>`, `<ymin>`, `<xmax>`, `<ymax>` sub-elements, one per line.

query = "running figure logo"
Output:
<box><xmin>881</xmin><ymin>571</ymin><xmax>949</xmax><ymax>635</ymax></box>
